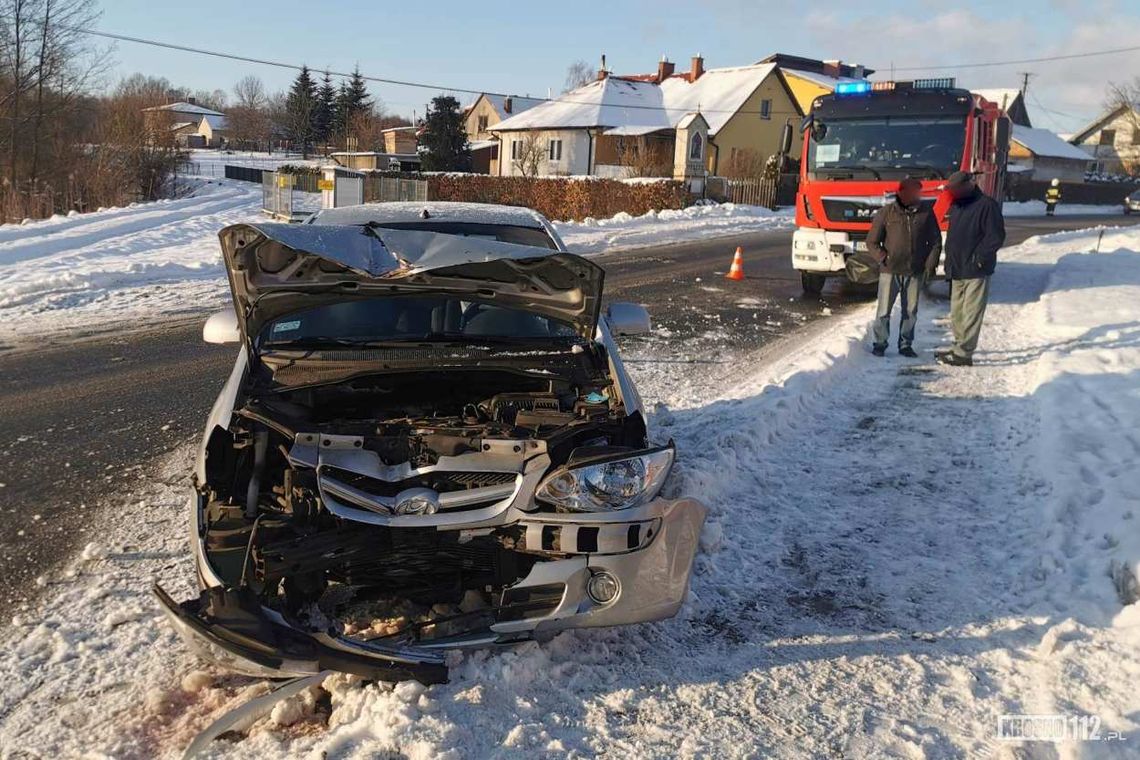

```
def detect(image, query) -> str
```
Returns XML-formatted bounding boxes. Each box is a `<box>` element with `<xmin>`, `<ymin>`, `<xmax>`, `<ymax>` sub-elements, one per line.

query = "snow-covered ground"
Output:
<box><xmin>0</xmin><ymin>184</ymin><xmax>791</xmax><ymax>344</ymax></box>
<box><xmin>2</xmin><ymin>226</ymin><xmax>1138</xmax><ymax>757</ymax></box>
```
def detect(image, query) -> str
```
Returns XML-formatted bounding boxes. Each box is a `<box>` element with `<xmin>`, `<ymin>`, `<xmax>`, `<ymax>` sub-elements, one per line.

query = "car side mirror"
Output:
<box><xmin>605</xmin><ymin>302</ymin><xmax>651</xmax><ymax>336</ymax></box>
<box><xmin>203</xmin><ymin>310</ymin><xmax>241</xmax><ymax>344</ymax></box>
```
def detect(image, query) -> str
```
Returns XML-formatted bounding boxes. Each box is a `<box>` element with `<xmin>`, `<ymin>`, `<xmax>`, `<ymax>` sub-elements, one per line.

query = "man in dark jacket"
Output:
<box><xmin>866</xmin><ymin>177</ymin><xmax>942</xmax><ymax>357</ymax></box>
<box><xmin>938</xmin><ymin>171</ymin><xmax>1006</xmax><ymax>366</ymax></box>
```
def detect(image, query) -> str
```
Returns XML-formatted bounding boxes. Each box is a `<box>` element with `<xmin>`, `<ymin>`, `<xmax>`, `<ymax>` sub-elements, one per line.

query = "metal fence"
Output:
<box><xmin>262</xmin><ymin>172</ymin><xmax>295</xmax><ymax>219</ymax></box>
<box><xmin>363</xmin><ymin>176</ymin><xmax>429</xmax><ymax>203</ymax></box>
<box><xmin>226</xmin><ymin>165</ymin><xmax>267</xmax><ymax>183</ymax></box>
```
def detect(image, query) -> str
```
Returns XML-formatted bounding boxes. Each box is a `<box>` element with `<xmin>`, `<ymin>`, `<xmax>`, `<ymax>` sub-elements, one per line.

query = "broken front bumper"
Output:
<box><xmin>160</xmin><ymin>494</ymin><xmax>705</xmax><ymax>684</ymax></box>
<box><xmin>153</xmin><ymin>584</ymin><xmax>449</xmax><ymax>684</ymax></box>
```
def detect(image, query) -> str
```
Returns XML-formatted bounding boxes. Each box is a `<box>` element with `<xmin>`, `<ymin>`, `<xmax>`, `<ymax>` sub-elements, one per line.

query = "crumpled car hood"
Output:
<box><xmin>218</xmin><ymin>222</ymin><xmax>604</xmax><ymax>343</ymax></box>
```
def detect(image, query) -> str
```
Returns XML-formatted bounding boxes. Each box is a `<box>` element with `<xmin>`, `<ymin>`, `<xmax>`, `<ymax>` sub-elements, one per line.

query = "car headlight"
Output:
<box><xmin>535</xmin><ymin>444</ymin><xmax>674</xmax><ymax>512</ymax></box>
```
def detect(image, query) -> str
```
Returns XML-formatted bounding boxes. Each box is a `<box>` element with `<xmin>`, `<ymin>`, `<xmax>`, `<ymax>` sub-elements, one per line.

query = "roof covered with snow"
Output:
<box><xmin>1012</xmin><ymin>125</ymin><xmax>1092</xmax><ymax>161</ymax></box>
<box><xmin>142</xmin><ymin>101</ymin><xmax>225</xmax><ymax>117</ymax></box>
<box><xmin>491</xmin><ymin>64</ymin><xmax>779</xmax><ymax>136</ymax></box>
<box><xmin>973</xmin><ymin>89</ymin><xmax>1021</xmax><ymax>110</ymax></box>
<box><xmin>479</xmin><ymin>93</ymin><xmax>545</xmax><ymax>119</ymax></box>
<box><xmin>200</xmin><ymin>114</ymin><xmax>227</xmax><ymax>131</ymax></box>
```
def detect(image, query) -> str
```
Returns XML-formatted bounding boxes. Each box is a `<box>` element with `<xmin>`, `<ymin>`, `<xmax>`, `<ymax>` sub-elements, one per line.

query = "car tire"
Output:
<box><xmin>801</xmin><ymin>272</ymin><xmax>826</xmax><ymax>295</ymax></box>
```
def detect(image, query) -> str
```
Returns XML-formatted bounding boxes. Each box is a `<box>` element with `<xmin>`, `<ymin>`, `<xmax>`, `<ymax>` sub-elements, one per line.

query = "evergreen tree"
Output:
<box><xmin>284</xmin><ymin>65</ymin><xmax>318</xmax><ymax>157</ymax></box>
<box><xmin>331</xmin><ymin>80</ymin><xmax>350</xmax><ymax>143</ymax></box>
<box><xmin>343</xmin><ymin>67</ymin><xmax>372</xmax><ymax>116</ymax></box>
<box><xmin>315</xmin><ymin>70</ymin><xmax>336</xmax><ymax>145</ymax></box>
<box><xmin>419</xmin><ymin>95</ymin><xmax>471</xmax><ymax>172</ymax></box>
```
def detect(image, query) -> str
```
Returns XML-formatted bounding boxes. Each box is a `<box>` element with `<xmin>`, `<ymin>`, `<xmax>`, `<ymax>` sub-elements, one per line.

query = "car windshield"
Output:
<box><xmin>364</xmin><ymin>222</ymin><xmax>559</xmax><ymax>250</ymax></box>
<box><xmin>259</xmin><ymin>295</ymin><xmax>578</xmax><ymax>348</ymax></box>
<box><xmin>808</xmin><ymin>116</ymin><xmax>967</xmax><ymax>179</ymax></box>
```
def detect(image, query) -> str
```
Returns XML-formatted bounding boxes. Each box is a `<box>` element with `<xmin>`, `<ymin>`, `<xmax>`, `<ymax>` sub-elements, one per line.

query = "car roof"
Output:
<box><xmin>307</xmin><ymin>201</ymin><xmax>550</xmax><ymax>229</ymax></box>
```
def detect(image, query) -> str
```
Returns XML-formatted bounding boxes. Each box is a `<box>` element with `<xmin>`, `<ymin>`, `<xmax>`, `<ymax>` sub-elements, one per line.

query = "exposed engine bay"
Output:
<box><xmin>191</xmin><ymin>346</ymin><xmax>648</xmax><ymax>673</ymax></box>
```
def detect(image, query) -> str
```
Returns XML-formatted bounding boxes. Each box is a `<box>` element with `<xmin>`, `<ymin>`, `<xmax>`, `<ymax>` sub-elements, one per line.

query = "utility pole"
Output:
<box><xmin>1018</xmin><ymin>71</ymin><xmax>1034</xmax><ymax>98</ymax></box>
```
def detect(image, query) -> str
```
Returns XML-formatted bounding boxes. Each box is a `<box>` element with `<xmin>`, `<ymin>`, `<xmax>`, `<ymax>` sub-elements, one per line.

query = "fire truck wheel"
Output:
<box><xmin>801</xmin><ymin>272</ymin><xmax>826</xmax><ymax>295</ymax></box>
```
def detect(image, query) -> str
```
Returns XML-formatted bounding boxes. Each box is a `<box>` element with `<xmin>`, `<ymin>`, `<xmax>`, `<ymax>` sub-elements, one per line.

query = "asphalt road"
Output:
<box><xmin>0</xmin><ymin>213</ymin><xmax>1136</xmax><ymax>614</ymax></box>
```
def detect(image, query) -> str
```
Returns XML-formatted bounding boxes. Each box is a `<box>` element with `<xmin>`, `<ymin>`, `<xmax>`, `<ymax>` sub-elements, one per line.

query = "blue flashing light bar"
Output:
<box><xmin>835</xmin><ymin>81</ymin><xmax>872</xmax><ymax>96</ymax></box>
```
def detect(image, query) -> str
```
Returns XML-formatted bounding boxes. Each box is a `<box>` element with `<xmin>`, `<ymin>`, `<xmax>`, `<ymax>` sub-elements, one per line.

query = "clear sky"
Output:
<box><xmin>97</xmin><ymin>0</ymin><xmax>1140</xmax><ymax>133</ymax></box>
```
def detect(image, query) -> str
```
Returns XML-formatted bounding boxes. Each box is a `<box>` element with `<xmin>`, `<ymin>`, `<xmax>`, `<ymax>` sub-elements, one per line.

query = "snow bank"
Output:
<box><xmin>554</xmin><ymin>203</ymin><xmax>794</xmax><ymax>255</ymax></box>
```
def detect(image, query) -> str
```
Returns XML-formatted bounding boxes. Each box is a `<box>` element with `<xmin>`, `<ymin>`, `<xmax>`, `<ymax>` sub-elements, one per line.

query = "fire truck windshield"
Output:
<box><xmin>808</xmin><ymin>116</ymin><xmax>967</xmax><ymax>180</ymax></box>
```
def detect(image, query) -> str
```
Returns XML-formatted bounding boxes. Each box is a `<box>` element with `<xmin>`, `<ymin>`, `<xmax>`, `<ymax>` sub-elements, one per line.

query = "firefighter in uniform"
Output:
<box><xmin>1045</xmin><ymin>178</ymin><xmax>1061</xmax><ymax>216</ymax></box>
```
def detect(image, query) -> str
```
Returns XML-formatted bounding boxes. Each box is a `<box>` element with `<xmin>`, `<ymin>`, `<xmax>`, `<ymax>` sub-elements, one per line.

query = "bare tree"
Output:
<box><xmin>615</xmin><ymin>135</ymin><xmax>671</xmax><ymax>177</ymax></box>
<box><xmin>722</xmin><ymin>148</ymin><xmax>768</xmax><ymax>180</ymax></box>
<box><xmin>563</xmin><ymin>59</ymin><xmax>594</xmax><ymax>93</ymax></box>
<box><xmin>512</xmin><ymin>133</ymin><xmax>545</xmax><ymax>177</ymax></box>
<box><xmin>228</xmin><ymin>75</ymin><xmax>269</xmax><ymax>150</ymax></box>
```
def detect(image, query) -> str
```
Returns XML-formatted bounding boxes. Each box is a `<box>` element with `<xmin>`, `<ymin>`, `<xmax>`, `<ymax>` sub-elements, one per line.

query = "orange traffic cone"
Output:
<box><xmin>725</xmin><ymin>246</ymin><xmax>745</xmax><ymax>281</ymax></box>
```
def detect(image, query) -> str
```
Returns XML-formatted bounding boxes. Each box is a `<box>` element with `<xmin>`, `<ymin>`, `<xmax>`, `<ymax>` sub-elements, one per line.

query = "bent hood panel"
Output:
<box><xmin>218</xmin><ymin>222</ymin><xmax>604</xmax><ymax>342</ymax></box>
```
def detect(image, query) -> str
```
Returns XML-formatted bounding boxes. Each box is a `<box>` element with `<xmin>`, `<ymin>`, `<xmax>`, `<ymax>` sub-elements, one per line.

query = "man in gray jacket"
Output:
<box><xmin>866</xmin><ymin>177</ymin><xmax>942</xmax><ymax>357</ymax></box>
<box><xmin>937</xmin><ymin>171</ymin><xmax>1006</xmax><ymax>366</ymax></box>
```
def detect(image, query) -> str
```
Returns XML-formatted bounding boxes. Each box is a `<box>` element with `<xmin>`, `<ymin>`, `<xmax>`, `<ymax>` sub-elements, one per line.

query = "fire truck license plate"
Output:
<box><xmin>853</xmin><ymin>241</ymin><xmax>867</xmax><ymax>251</ymax></box>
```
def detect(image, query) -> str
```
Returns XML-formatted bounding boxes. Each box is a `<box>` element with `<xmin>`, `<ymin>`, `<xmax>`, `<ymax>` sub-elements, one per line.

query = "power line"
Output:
<box><xmin>886</xmin><ymin>44</ymin><xmax>1140</xmax><ymax>72</ymax></box>
<box><xmin>64</xmin><ymin>26</ymin><xmax>792</xmax><ymax>118</ymax></box>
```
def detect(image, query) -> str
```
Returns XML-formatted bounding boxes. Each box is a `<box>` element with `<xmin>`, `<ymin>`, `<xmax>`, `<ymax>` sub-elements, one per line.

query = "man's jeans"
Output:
<box><xmin>949</xmin><ymin>276</ymin><xmax>991</xmax><ymax>359</ymax></box>
<box><xmin>872</xmin><ymin>273</ymin><xmax>921</xmax><ymax>351</ymax></box>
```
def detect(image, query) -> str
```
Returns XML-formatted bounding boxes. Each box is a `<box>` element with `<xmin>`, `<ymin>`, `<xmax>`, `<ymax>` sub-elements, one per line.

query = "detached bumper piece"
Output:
<box><xmin>153</xmin><ymin>584</ymin><xmax>449</xmax><ymax>685</ymax></box>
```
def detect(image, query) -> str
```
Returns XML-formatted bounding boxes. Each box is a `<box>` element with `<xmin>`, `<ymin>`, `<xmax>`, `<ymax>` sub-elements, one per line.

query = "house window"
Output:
<box><xmin>548</xmin><ymin>139</ymin><xmax>563</xmax><ymax>161</ymax></box>
<box><xmin>1099</xmin><ymin>129</ymin><xmax>1116</xmax><ymax>146</ymax></box>
<box><xmin>511</xmin><ymin>140</ymin><xmax>521</xmax><ymax>160</ymax></box>
<box><xmin>760</xmin><ymin>99</ymin><xmax>772</xmax><ymax>119</ymax></box>
<box><xmin>689</xmin><ymin>132</ymin><xmax>704</xmax><ymax>161</ymax></box>
<box><xmin>477</xmin><ymin>115</ymin><xmax>489</xmax><ymax>132</ymax></box>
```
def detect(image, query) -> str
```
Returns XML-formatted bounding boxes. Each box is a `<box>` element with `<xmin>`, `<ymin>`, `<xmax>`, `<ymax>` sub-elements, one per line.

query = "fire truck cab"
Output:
<box><xmin>792</xmin><ymin>79</ymin><xmax>1010</xmax><ymax>294</ymax></box>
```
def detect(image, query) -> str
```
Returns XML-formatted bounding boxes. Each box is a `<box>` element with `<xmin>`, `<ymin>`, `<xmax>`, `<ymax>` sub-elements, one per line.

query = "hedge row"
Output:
<box><xmin>424</xmin><ymin>175</ymin><xmax>687</xmax><ymax>222</ymax></box>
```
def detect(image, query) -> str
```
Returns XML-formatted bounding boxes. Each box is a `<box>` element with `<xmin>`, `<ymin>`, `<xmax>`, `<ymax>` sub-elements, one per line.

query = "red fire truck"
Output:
<box><xmin>791</xmin><ymin>78</ymin><xmax>1011</xmax><ymax>293</ymax></box>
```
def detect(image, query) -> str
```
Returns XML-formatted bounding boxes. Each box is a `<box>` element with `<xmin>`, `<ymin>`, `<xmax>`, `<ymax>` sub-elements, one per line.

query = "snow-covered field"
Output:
<box><xmin>2</xmin><ymin>226</ymin><xmax>1138</xmax><ymax>757</ymax></box>
<box><xmin>0</xmin><ymin>183</ymin><xmax>790</xmax><ymax>344</ymax></box>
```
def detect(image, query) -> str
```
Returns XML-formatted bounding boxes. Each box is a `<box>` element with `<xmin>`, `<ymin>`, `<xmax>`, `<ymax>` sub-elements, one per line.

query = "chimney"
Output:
<box><xmin>823</xmin><ymin>59</ymin><xmax>841</xmax><ymax>78</ymax></box>
<box><xmin>657</xmin><ymin>55</ymin><xmax>675</xmax><ymax>84</ymax></box>
<box><xmin>504</xmin><ymin>96</ymin><xmax>513</xmax><ymax>114</ymax></box>
<box><xmin>187</xmin><ymin>96</ymin><xmax>197</xmax><ymax>105</ymax></box>
<box><xmin>597</xmin><ymin>53</ymin><xmax>609</xmax><ymax>81</ymax></box>
<box><xmin>690</xmin><ymin>54</ymin><xmax>704</xmax><ymax>82</ymax></box>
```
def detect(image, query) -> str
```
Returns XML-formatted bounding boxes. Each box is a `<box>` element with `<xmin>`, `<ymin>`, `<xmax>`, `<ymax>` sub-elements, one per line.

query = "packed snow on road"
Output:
<box><xmin>1</xmin><ymin>224</ymin><xmax>1138</xmax><ymax>757</ymax></box>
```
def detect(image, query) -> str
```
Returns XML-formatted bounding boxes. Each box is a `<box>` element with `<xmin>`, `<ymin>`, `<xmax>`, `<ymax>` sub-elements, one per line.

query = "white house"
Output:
<box><xmin>1070</xmin><ymin>102</ymin><xmax>1140</xmax><ymax>176</ymax></box>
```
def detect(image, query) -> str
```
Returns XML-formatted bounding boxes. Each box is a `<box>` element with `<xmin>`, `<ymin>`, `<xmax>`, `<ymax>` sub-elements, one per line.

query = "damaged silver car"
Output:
<box><xmin>156</xmin><ymin>202</ymin><xmax>706</xmax><ymax>685</ymax></box>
